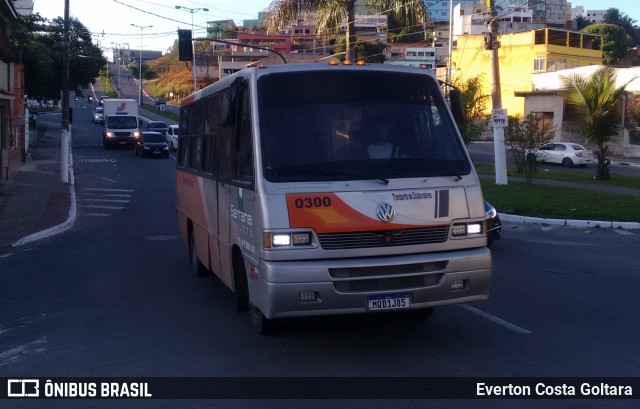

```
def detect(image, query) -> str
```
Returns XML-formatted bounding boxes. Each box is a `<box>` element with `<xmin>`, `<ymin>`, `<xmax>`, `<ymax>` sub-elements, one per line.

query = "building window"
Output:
<box><xmin>533</xmin><ymin>57</ymin><xmax>545</xmax><ymax>71</ymax></box>
<box><xmin>557</xmin><ymin>59</ymin><xmax>566</xmax><ymax>70</ymax></box>
<box><xmin>547</xmin><ymin>58</ymin><xmax>556</xmax><ymax>71</ymax></box>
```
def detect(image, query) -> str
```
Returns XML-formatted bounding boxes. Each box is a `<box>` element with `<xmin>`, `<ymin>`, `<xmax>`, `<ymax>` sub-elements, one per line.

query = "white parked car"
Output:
<box><xmin>527</xmin><ymin>142</ymin><xmax>594</xmax><ymax>167</ymax></box>
<box><xmin>165</xmin><ymin>125</ymin><xmax>178</xmax><ymax>151</ymax></box>
<box><xmin>93</xmin><ymin>107</ymin><xmax>104</xmax><ymax>124</ymax></box>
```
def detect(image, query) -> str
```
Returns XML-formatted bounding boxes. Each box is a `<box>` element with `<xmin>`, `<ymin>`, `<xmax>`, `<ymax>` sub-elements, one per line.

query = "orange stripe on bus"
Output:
<box><xmin>286</xmin><ymin>193</ymin><xmax>417</xmax><ymax>233</ymax></box>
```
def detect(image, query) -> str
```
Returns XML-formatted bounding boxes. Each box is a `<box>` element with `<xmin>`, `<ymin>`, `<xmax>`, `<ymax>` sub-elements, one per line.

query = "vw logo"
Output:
<box><xmin>376</xmin><ymin>203</ymin><xmax>396</xmax><ymax>222</ymax></box>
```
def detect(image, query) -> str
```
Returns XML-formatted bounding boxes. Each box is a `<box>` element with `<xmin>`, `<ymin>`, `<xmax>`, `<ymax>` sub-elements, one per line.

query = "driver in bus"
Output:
<box><xmin>366</xmin><ymin>119</ymin><xmax>407</xmax><ymax>159</ymax></box>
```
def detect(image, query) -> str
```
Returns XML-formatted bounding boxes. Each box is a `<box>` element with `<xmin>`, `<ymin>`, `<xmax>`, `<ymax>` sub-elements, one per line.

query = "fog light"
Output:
<box><xmin>292</xmin><ymin>232</ymin><xmax>311</xmax><ymax>245</ymax></box>
<box><xmin>452</xmin><ymin>225</ymin><xmax>467</xmax><ymax>236</ymax></box>
<box><xmin>299</xmin><ymin>291</ymin><xmax>318</xmax><ymax>302</ymax></box>
<box><xmin>451</xmin><ymin>280</ymin><xmax>465</xmax><ymax>290</ymax></box>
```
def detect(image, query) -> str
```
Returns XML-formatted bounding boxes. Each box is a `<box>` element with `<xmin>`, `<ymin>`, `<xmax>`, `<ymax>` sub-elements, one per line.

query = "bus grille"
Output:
<box><xmin>317</xmin><ymin>226</ymin><xmax>449</xmax><ymax>250</ymax></box>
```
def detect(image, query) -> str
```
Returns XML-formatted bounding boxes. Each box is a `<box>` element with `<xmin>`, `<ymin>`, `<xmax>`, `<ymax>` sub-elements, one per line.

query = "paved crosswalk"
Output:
<box><xmin>80</xmin><ymin>188</ymin><xmax>133</xmax><ymax>217</ymax></box>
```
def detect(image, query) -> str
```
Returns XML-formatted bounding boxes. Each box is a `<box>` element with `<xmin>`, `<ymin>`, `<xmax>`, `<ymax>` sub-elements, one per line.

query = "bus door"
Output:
<box><xmin>217</xmin><ymin>79</ymin><xmax>256</xmax><ymax>290</ymax></box>
<box><xmin>216</xmin><ymin>87</ymin><xmax>234</xmax><ymax>286</ymax></box>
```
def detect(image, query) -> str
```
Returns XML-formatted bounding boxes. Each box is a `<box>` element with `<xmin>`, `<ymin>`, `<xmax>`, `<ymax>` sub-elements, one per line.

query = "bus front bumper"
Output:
<box><xmin>253</xmin><ymin>247</ymin><xmax>491</xmax><ymax>319</ymax></box>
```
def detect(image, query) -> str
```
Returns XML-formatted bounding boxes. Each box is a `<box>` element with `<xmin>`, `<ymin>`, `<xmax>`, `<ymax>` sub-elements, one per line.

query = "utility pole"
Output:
<box><xmin>487</xmin><ymin>0</ymin><xmax>508</xmax><ymax>185</ymax></box>
<box><xmin>61</xmin><ymin>0</ymin><xmax>70</xmax><ymax>184</ymax></box>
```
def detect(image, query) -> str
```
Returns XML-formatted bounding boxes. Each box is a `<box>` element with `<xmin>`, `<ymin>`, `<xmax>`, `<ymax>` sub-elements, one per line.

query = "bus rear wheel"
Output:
<box><xmin>189</xmin><ymin>228</ymin><xmax>208</xmax><ymax>276</ymax></box>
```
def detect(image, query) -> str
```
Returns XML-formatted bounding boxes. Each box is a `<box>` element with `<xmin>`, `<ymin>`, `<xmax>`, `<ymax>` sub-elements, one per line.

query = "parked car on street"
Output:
<box><xmin>134</xmin><ymin>131</ymin><xmax>170</xmax><ymax>158</ymax></box>
<box><xmin>526</xmin><ymin>142</ymin><xmax>594</xmax><ymax>167</ymax></box>
<box><xmin>93</xmin><ymin>106</ymin><xmax>104</xmax><ymax>124</ymax></box>
<box><xmin>485</xmin><ymin>201</ymin><xmax>501</xmax><ymax>246</ymax></box>
<box><xmin>146</xmin><ymin>120</ymin><xmax>169</xmax><ymax>135</ymax></box>
<box><xmin>165</xmin><ymin>124</ymin><xmax>178</xmax><ymax>151</ymax></box>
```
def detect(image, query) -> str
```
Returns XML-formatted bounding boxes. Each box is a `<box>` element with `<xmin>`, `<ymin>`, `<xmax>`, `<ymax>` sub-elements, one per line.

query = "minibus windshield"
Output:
<box><xmin>258</xmin><ymin>70</ymin><xmax>471</xmax><ymax>183</ymax></box>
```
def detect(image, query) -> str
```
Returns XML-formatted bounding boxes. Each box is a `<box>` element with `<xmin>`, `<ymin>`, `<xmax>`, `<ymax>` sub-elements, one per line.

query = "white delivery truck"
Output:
<box><xmin>102</xmin><ymin>99</ymin><xmax>140</xmax><ymax>148</ymax></box>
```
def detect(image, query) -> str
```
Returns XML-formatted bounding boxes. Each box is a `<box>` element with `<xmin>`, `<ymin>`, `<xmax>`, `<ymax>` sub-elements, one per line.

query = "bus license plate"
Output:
<box><xmin>368</xmin><ymin>294</ymin><xmax>410</xmax><ymax>311</ymax></box>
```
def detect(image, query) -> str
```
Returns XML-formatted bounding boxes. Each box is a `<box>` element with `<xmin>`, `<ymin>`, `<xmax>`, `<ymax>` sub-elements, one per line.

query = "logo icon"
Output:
<box><xmin>7</xmin><ymin>379</ymin><xmax>40</xmax><ymax>397</ymax></box>
<box><xmin>376</xmin><ymin>203</ymin><xmax>395</xmax><ymax>222</ymax></box>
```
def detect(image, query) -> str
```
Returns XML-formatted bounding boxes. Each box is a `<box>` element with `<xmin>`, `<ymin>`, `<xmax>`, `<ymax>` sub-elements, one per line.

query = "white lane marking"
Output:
<box><xmin>83</xmin><ymin>199</ymin><xmax>130</xmax><ymax>203</ymax></box>
<box><xmin>84</xmin><ymin>193</ymin><xmax>130</xmax><ymax>197</ymax></box>
<box><xmin>81</xmin><ymin>205</ymin><xmax>124</xmax><ymax>210</ymax></box>
<box><xmin>95</xmin><ymin>176</ymin><xmax>117</xmax><ymax>183</ymax></box>
<box><xmin>0</xmin><ymin>337</ymin><xmax>48</xmax><ymax>366</ymax></box>
<box><xmin>85</xmin><ymin>188</ymin><xmax>134</xmax><ymax>192</ymax></box>
<box><xmin>459</xmin><ymin>305</ymin><xmax>532</xmax><ymax>334</ymax></box>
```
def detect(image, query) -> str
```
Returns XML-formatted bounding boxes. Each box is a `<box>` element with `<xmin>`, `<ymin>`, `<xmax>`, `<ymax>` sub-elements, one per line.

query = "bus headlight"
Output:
<box><xmin>263</xmin><ymin>231</ymin><xmax>313</xmax><ymax>249</ymax></box>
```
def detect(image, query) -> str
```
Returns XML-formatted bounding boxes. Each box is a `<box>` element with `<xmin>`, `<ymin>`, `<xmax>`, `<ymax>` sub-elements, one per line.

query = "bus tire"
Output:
<box><xmin>233</xmin><ymin>251</ymin><xmax>250</xmax><ymax>313</ymax></box>
<box><xmin>250</xmin><ymin>303</ymin><xmax>275</xmax><ymax>335</ymax></box>
<box><xmin>189</xmin><ymin>228</ymin><xmax>208</xmax><ymax>276</ymax></box>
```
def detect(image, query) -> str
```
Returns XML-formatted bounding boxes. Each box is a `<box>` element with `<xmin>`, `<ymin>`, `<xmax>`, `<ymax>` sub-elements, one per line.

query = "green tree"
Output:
<box><xmin>452</xmin><ymin>74</ymin><xmax>490</xmax><ymax>146</ymax></box>
<box><xmin>264</xmin><ymin>0</ymin><xmax>428</xmax><ymax>61</ymax></box>
<box><xmin>603</xmin><ymin>8</ymin><xmax>640</xmax><ymax>47</ymax></box>
<box><xmin>386</xmin><ymin>11</ymin><xmax>428</xmax><ymax>43</ymax></box>
<box><xmin>11</xmin><ymin>14</ymin><xmax>106</xmax><ymax>101</ymax></box>
<box><xmin>333</xmin><ymin>37</ymin><xmax>386</xmax><ymax>62</ymax></box>
<box><xmin>504</xmin><ymin>113</ymin><xmax>556</xmax><ymax>185</ymax></box>
<box><xmin>560</xmin><ymin>66</ymin><xmax>635</xmax><ymax>180</ymax></box>
<box><xmin>583</xmin><ymin>23</ymin><xmax>628</xmax><ymax>65</ymax></box>
<box><xmin>574</xmin><ymin>15</ymin><xmax>591</xmax><ymax>30</ymax></box>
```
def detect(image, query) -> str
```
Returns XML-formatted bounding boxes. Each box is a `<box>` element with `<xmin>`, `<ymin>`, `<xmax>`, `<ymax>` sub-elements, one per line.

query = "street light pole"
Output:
<box><xmin>111</xmin><ymin>42</ymin><xmax>121</xmax><ymax>94</ymax></box>
<box><xmin>175</xmin><ymin>5</ymin><xmax>209</xmax><ymax>94</ymax></box>
<box><xmin>131</xmin><ymin>24</ymin><xmax>153</xmax><ymax>106</ymax></box>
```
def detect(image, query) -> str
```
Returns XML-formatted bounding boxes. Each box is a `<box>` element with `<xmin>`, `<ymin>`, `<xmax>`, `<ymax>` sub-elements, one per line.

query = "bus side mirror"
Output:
<box><xmin>449</xmin><ymin>89</ymin><xmax>467</xmax><ymax>124</ymax></box>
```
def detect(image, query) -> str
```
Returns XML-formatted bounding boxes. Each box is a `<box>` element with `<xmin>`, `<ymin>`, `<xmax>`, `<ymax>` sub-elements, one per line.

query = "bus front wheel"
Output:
<box><xmin>250</xmin><ymin>303</ymin><xmax>275</xmax><ymax>335</ymax></box>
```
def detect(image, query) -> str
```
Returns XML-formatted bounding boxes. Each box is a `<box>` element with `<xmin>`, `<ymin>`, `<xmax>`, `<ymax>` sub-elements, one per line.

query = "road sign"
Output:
<box><xmin>492</xmin><ymin>108</ymin><xmax>508</xmax><ymax>127</ymax></box>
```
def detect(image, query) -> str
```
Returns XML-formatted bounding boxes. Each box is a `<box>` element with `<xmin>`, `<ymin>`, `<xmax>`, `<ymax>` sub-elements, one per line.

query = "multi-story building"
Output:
<box><xmin>384</xmin><ymin>44</ymin><xmax>438</xmax><ymax>68</ymax></box>
<box><xmin>451</xmin><ymin>27</ymin><xmax>602</xmax><ymax>118</ymax></box>
<box><xmin>0</xmin><ymin>0</ymin><xmax>21</xmax><ymax>181</ymax></box>
<box><xmin>425</xmin><ymin>0</ymin><xmax>477</xmax><ymax>23</ymax></box>
<box><xmin>569</xmin><ymin>5</ymin><xmax>606</xmax><ymax>23</ymax></box>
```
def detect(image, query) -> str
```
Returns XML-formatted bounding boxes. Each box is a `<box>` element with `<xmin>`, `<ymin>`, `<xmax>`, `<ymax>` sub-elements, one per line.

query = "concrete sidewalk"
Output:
<box><xmin>0</xmin><ymin>115</ymin><xmax>74</xmax><ymax>249</ymax></box>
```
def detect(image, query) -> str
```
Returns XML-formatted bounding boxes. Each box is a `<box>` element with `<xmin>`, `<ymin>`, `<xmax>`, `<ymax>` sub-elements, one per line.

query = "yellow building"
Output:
<box><xmin>450</xmin><ymin>28</ymin><xmax>603</xmax><ymax>117</ymax></box>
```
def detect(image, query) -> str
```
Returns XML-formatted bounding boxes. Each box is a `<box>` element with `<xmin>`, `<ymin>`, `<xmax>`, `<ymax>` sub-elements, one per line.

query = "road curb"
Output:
<box><xmin>12</xmin><ymin>140</ymin><xmax>77</xmax><ymax>247</ymax></box>
<box><xmin>499</xmin><ymin>213</ymin><xmax>640</xmax><ymax>230</ymax></box>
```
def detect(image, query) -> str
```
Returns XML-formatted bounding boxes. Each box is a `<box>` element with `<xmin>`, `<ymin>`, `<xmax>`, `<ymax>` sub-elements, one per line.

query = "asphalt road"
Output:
<box><xmin>1</xmin><ymin>100</ymin><xmax>639</xmax><ymax>408</ymax></box>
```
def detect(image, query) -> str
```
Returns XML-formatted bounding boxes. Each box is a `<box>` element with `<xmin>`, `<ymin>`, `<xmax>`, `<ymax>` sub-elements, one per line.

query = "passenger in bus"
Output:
<box><xmin>366</xmin><ymin>119</ymin><xmax>406</xmax><ymax>159</ymax></box>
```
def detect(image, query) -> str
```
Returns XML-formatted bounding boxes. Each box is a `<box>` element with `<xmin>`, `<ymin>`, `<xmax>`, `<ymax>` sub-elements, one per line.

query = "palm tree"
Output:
<box><xmin>560</xmin><ymin>66</ymin><xmax>635</xmax><ymax>180</ymax></box>
<box><xmin>263</xmin><ymin>0</ymin><xmax>428</xmax><ymax>62</ymax></box>
<box><xmin>574</xmin><ymin>15</ymin><xmax>591</xmax><ymax>30</ymax></box>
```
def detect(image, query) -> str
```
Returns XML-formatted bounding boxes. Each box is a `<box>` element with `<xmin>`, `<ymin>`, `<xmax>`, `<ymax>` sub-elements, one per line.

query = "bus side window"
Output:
<box><xmin>232</xmin><ymin>88</ymin><xmax>253</xmax><ymax>183</ymax></box>
<box><xmin>178</xmin><ymin>137</ymin><xmax>189</xmax><ymax>167</ymax></box>
<box><xmin>218</xmin><ymin>88</ymin><xmax>233</xmax><ymax>183</ymax></box>
<box><xmin>202</xmin><ymin>93</ymin><xmax>220</xmax><ymax>174</ymax></box>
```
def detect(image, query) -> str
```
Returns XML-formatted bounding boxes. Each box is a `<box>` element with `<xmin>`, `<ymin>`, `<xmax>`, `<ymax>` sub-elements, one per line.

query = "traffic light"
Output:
<box><xmin>178</xmin><ymin>29</ymin><xmax>193</xmax><ymax>61</ymax></box>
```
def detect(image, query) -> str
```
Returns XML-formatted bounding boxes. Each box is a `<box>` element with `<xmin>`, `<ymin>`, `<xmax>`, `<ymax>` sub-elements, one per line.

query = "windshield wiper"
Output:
<box><xmin>319</xmin><ymin>170</ymin><xmax>389</xmax><ymax>185</ymax></box>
